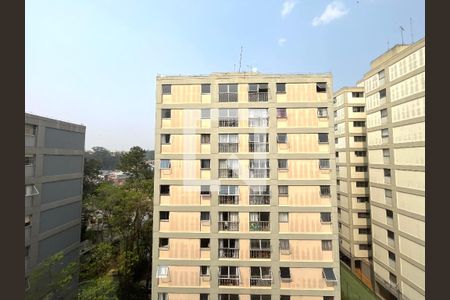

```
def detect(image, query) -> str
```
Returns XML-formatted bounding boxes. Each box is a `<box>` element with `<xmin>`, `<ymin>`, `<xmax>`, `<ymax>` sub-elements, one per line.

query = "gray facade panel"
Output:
<box><xmin>41</xmin><ymin>179</ymin><xmax>82</xmax><ymax>204</ymax></box>
<box><xmin>44</xmin><ymin>127</ymin><xmax>85</xmax><ymax>150</ymax></box>
<box><xmin>39</xmin><ymin>202</ymin><xmax>82</xmax><ymax>233</ymax></box>
<box><xmin>43</xmin><ymin>155</ymin><xmax>83</xmax><ymax>176</ymax></box>
<box><xmin>38</xmin><ymin>225</ymin><xmax>81</xmax><ymax>262</ymax></box>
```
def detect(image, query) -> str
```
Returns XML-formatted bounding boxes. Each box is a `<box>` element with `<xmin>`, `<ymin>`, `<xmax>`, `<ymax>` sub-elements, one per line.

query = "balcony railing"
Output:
<box><xmin>249</xmin><ymin>143</ymin><xmax>269</xmax><ymax>153</ymax></box>
<box><xmin>219</xmin><ymin>170</ymin><xmax>239</xmax><ymax>178</ymax></box>
<box><xmin>218</xmin><ymin>275</ymin><xmax>240</xmax><ymax>286</ymax></box>
<box><xmin>219</xmin><ymin>195</ymin><xmax>239</xmax><ymax>205</ymax></box>
<box><xmin>248</xmin><ymin>92</ymin><xmax>269</xmax><ymax>102</ymax></box>
<box><xmin>219</xmin><ymin>143</ymin><xmax>239</xmax><ymax>153</ymax></box>
<box><xmin>218</xmin><ymin>221</ymin><xmax>240</xmax><ymax>231</ymax></box>
<box><xmin>248</xmin><ymin>118</ymin><xmax>269</xmax><ymax>127</ymax></box>
<box><xmin>249</xmin><ymin>195</ymin><xmax>270</xmax><ymax>205</ymax></box>
<box><xmin>250</xmin><ymin>249</ymin><xmax>271</xmax><ymax>259</ymax></box>
<box><xmin>249</xmin><ymin>221</ymin><xmax>270</xmax><ymax>232</ymax></box>
<box><xmin>219</xmin><ymin>93</ymin><xmax>238</xmax><ymax>102</ymax></box>
<box><xmin>250</xmin><ymin>277</ymin><xmax>272</xmax><ymax>287</ymax></box>
<box><xmin>249</xmin><ymin>170</ymin><xmax>270</xmax><ymax>178</ymax></box>
<box><xmin>219</xmin><ymin>248</ymin><xmax>240</xmax><ymax>259</ymax></box>
<box><xmin>219</xmin><ymin>118</ymin><xmax>239</xmax><ymax>127</ymax></box>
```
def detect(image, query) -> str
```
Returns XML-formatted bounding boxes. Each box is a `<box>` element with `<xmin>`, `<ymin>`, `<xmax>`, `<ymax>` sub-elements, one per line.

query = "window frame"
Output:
<box><xmin>316</xmin><ymin>82</ymin><xmax>327</xmax><ymax>93</ymax></box>
<box><xmin>201</xmin><ymin>109</ymin><xmax>211</xmax><ymax>119</ymax></box>
<box><xmin>201</xmin><ymin>84</ymin><xmax>211</xmax><ymax>94</ymax></box>
<box><xmin>201</xmin><ymin>134</ymin><xmax>211</xmax><ymax>144</ymax></box>
<box><xmin>276</xmin><ymin>83</ymin><xmax>286</xmax><ymax>94</ymax></box>
<box><xmin>160</xmin><ymin>159</ymin><xmax>171</xmax><ymax>169</ymax></box>
<box><xmin>161</xmin><ymin>134</ymin><xmax>171</xmax><ymax>145</ymax></box>
<box><xmin>277</xmin><ymin>133</ymin><xmax>288</xmax><ymax>144</ymax></box>
<box><xmin>320</xmin><ymin>212</ymin><xmax>332</xmax><ymax>223</ymax></box>
<box><xmin>162</xmin><ymin>84</ymin><xmax>171</xmax><ymax>95</ymax></box>
<box><xmin>318</xmin><ymin>133</ymin><xmax>329</xmax><ymax>144</ymax></box>
<box><xmin>201</xmin><ymin>159</ymin><xmax>211</xmax><ymax>170</ymax></box>
<box><xmin>278</xmin><ymin>159</ymin><xmax>288</xmax><ymax>170</ymax></box>
<box><xmin>321</xmin><ymin>240</ymin><xmax>332</xmax><ymax>251</ymax></box>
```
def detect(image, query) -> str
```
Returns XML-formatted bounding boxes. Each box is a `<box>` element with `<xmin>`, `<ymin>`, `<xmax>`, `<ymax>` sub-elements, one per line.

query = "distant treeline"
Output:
<box><xmin>85</xmin><ymin>147</ymin><xmax>154</xmax><ymax>170</ymax></box>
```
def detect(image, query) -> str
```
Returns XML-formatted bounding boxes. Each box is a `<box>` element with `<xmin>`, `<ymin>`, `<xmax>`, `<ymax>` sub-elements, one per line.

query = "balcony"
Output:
<box><xmin>25</xmin><ymin>226</ymin><xmax>31</xmax><ymax>244</ymax></box>
<box><xmin>249</xmin><ymin>195</ymin><xmax>270</xmax><ymax>205</ymax></box>
<box><xmin>219</xmin><ymin>195</ymin><xmax>239</xmax><ymax>205</ymax></box>
<box><xmin>219</xmin><ymin>92</ymin><xmax>238</xmax><ymax>102</ymax></box>
<box><xmin>249</xmin><ymin>170</ymin><xmax>270</xmax><ymax>178</ymax></box>
<box><xmin>248</xmin><ymin>92</ymin><xmax>269</xmax><ymax>102</ymax></box>
<box><xmin>218</xmin><ymin>275</ymin><xmax>240</xmax><ymax>286</ymax></box>
<box><xmin>218</xmin><ymin>221</ymin><xmax>240</xmax><ymax>231</ymax></box>
<box><xmin>219</xmin><ymin>170</ymin><xmax>239</xmax><ymax>179</ymax></box>
<box><xmin>249</xmin><ymin>143</ymin><xmax>269</xmax><ymax>153</ymax></box>
<box><xmin>219</xmin><ymin>143</ymin><xmax>239</xmax><ymax>153</ymax></box>
<box><xmin>249</xmin><ymin>118</ymin><xmax>269</xmax><ymax>127</ymax></box>
<box><xmin>219</xmin><ymin>118</ymin><xmax>239</xmax><ymax>127</ymax></box>
<box><xmin>250</xmin><ymin>249</ymin><xmax>271</xmax><ymax>259</ymax></box>
<box><xmin>249</xmin><ymin>221</ymin><xmax>270</xmax><ymax>232</ymax></box>
<box><xmin>219</xmin><ymin>248</ymin><xmax>239</xmax><ymax>259</ymax></box>
<box><xmin>250</xmin><ymin>277</ymin><xmax>272</xmax><ymax>287</ymax></box>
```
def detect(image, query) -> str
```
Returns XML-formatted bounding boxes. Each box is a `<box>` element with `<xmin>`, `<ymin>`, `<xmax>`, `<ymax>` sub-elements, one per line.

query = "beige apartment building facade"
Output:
<box><xmin>364</xmin><ymin>39</ymin><xmax>425</xmax><ymax>300</ymax></box>
<box><xmin>333</xmin><ymin>87</ymin><xmax>373</xmax><ymax>288</ymax></box>
<box><xmin>152</xmin><ymin>73</ymin><xmax>341</xmax><ymax>300</ymax></box>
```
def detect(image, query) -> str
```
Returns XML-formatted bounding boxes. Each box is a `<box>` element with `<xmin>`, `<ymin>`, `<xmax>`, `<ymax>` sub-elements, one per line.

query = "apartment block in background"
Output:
<box><xmin>25</xmin><ymin>113</ymin><xmax>85</xmax><ymax>298</ymax></box>
<box><xmin>364</xmin><ymin>38</ymin><xmax>425</xmax><ymax>300</ymax></box>
<box><xmin>333</xmin><ymin>87</ymin><xmax>373</xmax><ymax>288</ymax></box>
<box><xmin>153</xmin><ymin>72</ymin><xmax>341</xmax><ymax>300</ymax></box>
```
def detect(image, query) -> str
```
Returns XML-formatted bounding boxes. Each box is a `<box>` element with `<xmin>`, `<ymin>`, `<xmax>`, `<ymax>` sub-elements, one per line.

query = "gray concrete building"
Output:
<box><xmin>152</xmin><ymin>72</ymin><xmax>341</xmax><ymax>300</ymax></box>
<box><xmin>25</xmin><ymin>113</ymin><xmax>85</xmax><ymax>298</ymax></box>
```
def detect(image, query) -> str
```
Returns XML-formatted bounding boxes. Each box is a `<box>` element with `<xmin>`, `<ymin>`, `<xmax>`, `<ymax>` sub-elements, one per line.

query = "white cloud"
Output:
<box><xmin>281</xmin><ymin>0</ymin><xmax>296</xmax><ymax>17</ymax></box>
<box><xmin>312</xmin><ymin>1</ymin><xmax>349</xmax><ymax>27</ymax></box>
<box><xmin>278</xmin><ymin>38</ymin><xmax>287</xmax><ymax>46</ymax></box>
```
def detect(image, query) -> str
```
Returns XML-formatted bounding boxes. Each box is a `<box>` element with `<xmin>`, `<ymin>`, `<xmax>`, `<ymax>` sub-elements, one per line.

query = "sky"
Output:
<box><xmin>25</xmin><ymin>0</ymin><xmax>425</xmax><ymax>151</ymax></box>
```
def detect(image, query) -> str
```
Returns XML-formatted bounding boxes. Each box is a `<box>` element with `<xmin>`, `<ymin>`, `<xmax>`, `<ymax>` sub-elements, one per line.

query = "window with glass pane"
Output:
<box><xmin>160</xmin><ymin>159</ymin><xmax>171</xmax><ymax>169</ymax></box>
<box><xmin>381</xmin><ymin>108</ymin><xmax>388</xmax><ymax>118</ymax></box>
<box><xmin>201</xmin><ymin>186</ymin><xmax>210</xmax><ymax>196</ymax></box>
<box><xmin>321</xmin><ymin>240</ymin><xmax>332</xmax><ymax>251</ymax></box>
<box><xmin>200</xmin><ymin>211</ymin><xmax>210</xmax><ymax>221</ymax></box>
<box><xmin>249</xmin><ymin>159</ymin><xmax>270</xmax><ymax>178</ymax></box>
<box><xmin>318</xmin><ymin>133</ymin><xmax>329</xmax><ymax>143</ymax></box>
<box><xmin>156</xmin><ymin>266</ymin><xmax>169</xmax><ymax>278</ymax></box>
<box><xmin>201</xmin><ymin>109</ymin><xmax>210</xmax><ymax>119</ymax></box>
<box><xmin>25</xmin><ymin>124</ymin><xmax>37</xmax><ymax>135</ymax></box>
<box><xmin>354</xmin><ymin>136</ymin><xmax>366</xmax><ymax>142</ymax></box>
<box><xmin>200</xmin><ymin>294</ymin><xmax>209</xmax><ymax>300</ymax></box>
<box><xmin>160</xmin><ymin>185</ymin><xmax>170</xmax><ymax>195</ymax></box>
<box><xmin>249</xmin><ymin>133</ymin><xmax>269</xmax><ymax>152</ymax></box>
<box><xmin>277</xmin><ymin>133</ymin><xmax>287</xmax><ymax>143</ymax></box>
<box><xmin>352</xmin><ymin>92</ymin><xmax>364</xmax><ymax>98</ymax></box>
<box><xmin>385</xmin><ymin>189</ymin><xmax>392</xmax><ymax>198</ymax></box>
<box><xmin>200</xmin><ymin>159</ymin><xmax>210</xmax><ymax>169</ymax></box>
<box><xmin>201</xmin><ymin>84</ymin><xmax>211</xmax><ymax>94</ymax></box>
<box><xmin>279</xmin><ymin>239</ymin><xmax>290</xmax><ymax>250</ymax></box>
<box><xmin>381</xmin><ymin>128</ymin><xmax>389</xmax><ymax>137</ymax></box>
<box><xmin>355</xmin><ymin>151</ymin><xmax>367</xmax><ymax>157</ymax></box>
<box><xmin>160</xmin><ymin>211</ymin><xmax>169</xmax><ymax>221</ymax></box>
<box><xmin>356</xmin><ymin>181</ymin><xmax>369</xmax><ymax>187</ymax></box>
<box><xmin>277</xmin><ymin>108</ymin><xmax>287</xmax><ymax>118</ymax></box>
<box><xmin>162</xmin><ymin>84</ymin><xmax>171</xmax><ymax>95</ymax></box>
<box><xmin>278</xmin><ymin>185</ymin><xmax>288</xmax><ymax>196</ymax></box>
<box><xmin>353</xmin><ymin>106</ymin><xmax>365</xmax><ymax>112</ymax></box>
<box><xmin>278</xmin><ymin>159</ymin><xmax>288</xmax><ymax>169</ymax></box>
<box><xmin>249</xmin><ymin>212</ymin><xmax>270</xmax><ymax>231</ymax></box>
<box><xmin>219</xmin><ymin>109</ymin><xmax>239</xmax><ymax>127</ymax></box>
<box><xmin>201</xmin><ymin>134</ymin><xmax>210</xmax><ymax>144</ymax></box>
<box><xmin>353</xmin><ymin>121</ymin><xmax>366</xmax><ymax>127</ymax></box>
<box><xmin>219</xmin><ymin>84</ymin><xmax>238</xmax><ymax>102</ymax></box>
<box><xmin>248</xmin><ymin>83</ymin><xmax>269</xmax><ymax>101</ymax></box>
<box><xmin>279</xmin><ymin>212</ymin><xmax>289</xmax><ymax>223</ymax></box>
<box><xmin>320</xmin><ymin>185</ymin><xmax>331</xmax><ymax>197</ymax></box>
<box><xmin>159</xmin><ymin>238</ymin><xmax>169</xmax><ymax>248</ymax></box>
<box><xmin>219</xmin><ymin>185</ymin><xmax>239</xmax><ymax>204</ymax></box>
<box><xmin>383</xmin><ymin>148</ymin><xmax>390</xmax><ymax>157</ymax></box>
<box><xmin>276</xmin><ymin>83</ymin><xmax>286</xmax><ymax>93</ymax></box>
<box><xmin>280</xmin><ymin>267</ymin><xmax>291</xmax><ymax>280</ymax></box>
<box><xmin>200</xmin><ymin>238</ymin><xmax>210</xmax><ymax>248</ymax></box>
<box><xmin>161</xmin><ymin>134</ymin><xmax>171</xmax><ymax>144</ymax></box>
<box><xmin>219</xmin><ymin>134</ymin><xmax>239</xmax><ymax>152</ymax></box>
<box><xmin>320</xmin><ymin>212</ymin><xmax>331</xmax><ymax>223</ymax></box>
<box><xmin>357</xmin><ymin>197</ymin><xmax>369</xmax><ymax>203</ymax></box>
<box><xmin>379</xmin><ymin>89</ymin><xmax>386</xmax><ymax>98</ymax></box>
<box><xmin>161</xmin><ymin>109</ymin><xmax>171</xmax><ymax>118</ymax></box>
<box><xmin>317</xmin><ymin>107</ymin><xmax>328</xmax><ymax>118</ymax></box>
<box><xmin>248</xmin><ymin>109</ymin><xmax>269</xmax><ymax>127</ymax></box>
<box><xmin>319</xmin><ymin>159</ymin><xmax>330</xmax><ymax>169</ymax></box>
<box><xmin>249</xmin><ymin>185</ymin><xmax>270</xmax><ymax>205</ymax></box>
<box><xmin>219</xmin><ymin>159</ymin><xmax>239</xmax><ymax>178</ymax></box>
<box><xmin>316</xmin><ymin>82</ymin><xmax>327</xmax><ymax>92</ymax></box>
<box><xmin>384</xmin><ymin>169</ymin><xmax>391</xmax><ymax>177</ymax></box>
<box><xmin>355</xmin><ymin>166</ymin><xmax>367</xmax><ymax>172</ymax></box>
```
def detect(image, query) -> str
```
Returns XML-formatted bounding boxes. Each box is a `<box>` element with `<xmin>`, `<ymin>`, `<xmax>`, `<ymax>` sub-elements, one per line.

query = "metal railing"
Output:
<box><xmin>249</xmin><ymin>195</ymin><xmax>270</xmax><ymax>205</ymax></box>
<box><xmin>219</xmin><ymin>118</ymin><xmax>239</xmax><ymax>127</ymax></box>
<box><xmin>250</xmin><ymin>249</ymin><xmax>271</xmax><ymax>259</ymax></box>
<box><xmin>248</xmin><ymin>118</ymin><xmax>269</xmax><ymax>127</ymax></box>
<box><xmin>218</xmin><ymin>221</ymin><xmax>240</xmax><ymax>231</ymax></box>
<box><xmin>248</xmin><ymin>92</ymin><xmax>269</xmax><ymax>102</ymax></box>
<box><xmin>219</xmin><ymin>170</ymin><xmax>239</xmax><ymax>178</ymax></box>
<box><xmin>249</xmin><ymin>143</ymin><xmax>269</xmax><ymax>153</ymax></box>
<box><xmin>250</xmin><ymin>277</ymin><xmax>272</xmax><ymax>287</ymax></box>
<box><xmin>219</xmin><ymin>195</ymin><xmax>239</xmax><ymax>205</ymax></box>
<box><xmin>219</xmin><ymin>248</ymin><xmax>240</xmax><ymax>259</ymax></box>
<box><xmin>219</xmin><ymin>143</ymin><xmax>239</xmax><ymax>153</ymax></box>
<box><xmin>249</xmin><ymin>170</ymin><xmax>270</xmax><ymax>178</ymax></box>
<box><xmin>249</xmin><ymin>221</ymin><xmax>270</xmax><ymax>231</ymax></box>
<box><xmin>218</xmin><ymin>275</ymin><xmax>240</xmax><ymax>286</ymax></box>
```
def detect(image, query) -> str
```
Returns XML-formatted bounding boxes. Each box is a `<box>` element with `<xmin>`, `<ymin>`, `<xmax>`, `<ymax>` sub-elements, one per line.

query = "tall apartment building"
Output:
<box><xmin>25</xmin><ymin>113</ymin><xmax>85</xmax><ymax>298</ymax></box>
<box><xmin>152</xmin><ymin>72</ymin><xmax>341</xmax><ymax>300</ymax></box>
<box><xmin>363</xmin><ymin>38</ymin><xmax>425</xmax><ymax>300</ymax></box>
<box><xmin>333</xmin><ymin>87</ymin><xmax>373</xmax><ymax>287</ymax></box>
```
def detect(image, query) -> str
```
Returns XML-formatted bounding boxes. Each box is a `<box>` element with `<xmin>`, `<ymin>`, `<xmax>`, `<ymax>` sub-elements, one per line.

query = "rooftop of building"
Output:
<box><xmin>156</xmin><ymin>71</ymin><xmax>333</xmax><ymax>80</ymax></box>
<box><xmin>334</xmin><ymin>86</ymin><xmax>365</xmax><ymax>97</ymax></box>
<box><xmin>25</xmin><ymin>112</ymin><xmax>86</xmax><ymax>130</ymax></box>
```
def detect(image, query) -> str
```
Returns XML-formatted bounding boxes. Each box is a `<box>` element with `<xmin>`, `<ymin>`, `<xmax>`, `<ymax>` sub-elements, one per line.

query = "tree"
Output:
<box><xmin>118</xmin><ymin>146</ymin><xmax>153</xmax><ymax>179</ymax></box>
<box><xmin>80</xmin><ymin>242</ymin><xmax>114</xmax><ymax>281</ymax></box>
<box><xmin>85</xmin><ymin>147</ymin><xmax>122</xmax><ymax>170</ymax></box>
<box><xmin>78</xmin><ymin>275</ymin><xmax>119</xmax><ymax>300</ymax></box>
<box><xmin>81</xmin><ymin>158</ymin><xmax>102</xmax><ymax>241</ymax></box>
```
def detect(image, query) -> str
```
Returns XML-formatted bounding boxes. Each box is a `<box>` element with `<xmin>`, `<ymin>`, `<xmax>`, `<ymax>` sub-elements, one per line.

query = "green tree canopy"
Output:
<box><xmin>118</xmin><ymin>146</ymin><xmax>153</xmax><ymax>179</ymax></box>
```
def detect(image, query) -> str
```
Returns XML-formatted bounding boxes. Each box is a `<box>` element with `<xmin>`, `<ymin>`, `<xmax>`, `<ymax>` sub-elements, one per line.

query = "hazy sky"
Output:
<box><xmin>26</xmin><ymin>0</ymin><xmax>425</xmax><ymax>151</ymax></box>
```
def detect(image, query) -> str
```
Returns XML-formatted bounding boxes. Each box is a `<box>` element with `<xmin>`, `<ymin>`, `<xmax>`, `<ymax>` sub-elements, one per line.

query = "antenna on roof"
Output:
<box><xmin>400</xmin><ymin>26</ymin><xmax>405</xmax><ymax>44</ymax></box>
<box><xmin>410</xmin><ymin>17</ymin><xmax>414</xmax><ymax>43</ymax></box>
<box><xmin>387</xmin><ymin>40</ymin><xmax>390</xmax><ymax>50</ymax></box>
<box><xmin>238</xmin><ymin>46</ymin><xmax>243</xmax><ymax>72</ymax></box>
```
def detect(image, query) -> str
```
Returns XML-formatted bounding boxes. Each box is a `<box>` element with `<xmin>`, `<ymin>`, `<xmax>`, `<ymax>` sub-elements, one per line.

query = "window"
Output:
<box><xmin>160</xmin><ymin>159</ymin><xmax>171</xmax><ymax>169</ymax></box>
<box><xmin>219</xmin><ymin>159</ymin><xmax>239</xmax><ymax>178</ymax></box>
<box><xmin>322</xmin><ymin>268</ymin><xmax>337</xmax><ymax>282</ymax></box>
<box><xmin>320</xmin><ymin>185</ymin><xmax>331</xmax><ymax>197</ymax></box>
<box><xmin>219</xmin><ymin>295</ymin><xmax>239</xmax><ymax>300</ymax></box>
<box><xmin>276</xmin><ymin>83</ymin><xmax>286</xmax><ymax>93</ymax></box>
<box><xmin>334</xmin><ymin>138</ymin><xmax>338</xmax><ymax>145</ymax></box>
<box><xmin>357</xmin><ymin>197</ymin><xmax>369</xmax><ymax>203</ymax></box>
<box><xmin>335</xmin><ymin>151</ymin><xmax>339</xmax><ymax>157</ymax></box>
<box><xmin>317</xmin><ymin>107</ymin><xmax>328</xmax><ymax>118</ymax></box>
<box><xmin>200</xmin><ymin>266</ymin><xmax>210</xmax><ymax>276</ymax></box>
<box><xmin>251</xmin><ymin>296</ymin><xmax>270</xmax><ymax>300</ymax></box>
<box><xmin>356</xmin><ymin>181</ymin><xmax>369</xmax><ymax>187</ymax></box>
<box><xmin>318</xmin><ymin>133</ymin><xmax>329</xmax><ymax>143</ymax></box>
<box><xmin>158</xmin><ymin>293</ymin><xmax>168</xmax><ymax>300</ymax></box>
<box><xmin>352</xmin><ymin>92</ymin><xmax>364</xmax><ymax>98</ymax></box>
<box><xmin>320</xmin><ymin>212</ymin><xmax>332</xmax><ymax>223</ymax></box>
<box><xmin>280</xmin><ymin>267</ymin><xmax>291</xmax><ymax>280</ymax></box>
<box><xmin>353</xmin><ymin>106</ymin><xmax>365</xmax><ymax>112</ymax></box>
<box><xmin>358</xmin><ymin>212</ymin><xmax>370</xmax><ymax>218</ymax></box>
<box><xmin>359</xmin><ymin>244</ymin><xmax>372</xmax><ymax>250</ymax></box>
<box><xmin>201</xmin><ymin>134</ymin><xmax>211</xmax><ymax>144</ymax></box>
<box><xmin>219</xmin><ymin>186</ymin><xmax>240</xmax><ymax>204</ymax></box>
<box><xmin>280</xmin><ymin>296</ymin><xmax>290</xmax><ymax>300</ymax></box>
<box><xmin>249</xmin><ymin>133</ymin><xmax>269</xmax><ymax>152</ymax></box>
<box><xmin>277</xmin><ymin>133</ymin><xmax>287</xmax><ymax>143</ymax></box>
<box><xmin>322</xmin><ymin>240</ymin><xmax>332</xmax><ymax>251</ymax></box>
<box><xmin>219</xmin><ymin>84</ymin><xmax>238</xmax><ymax>102</ymax></box>
<box><xmin>159</xmin><ymin>238</ymin><xmax>169</xmax><ymax>249</ymax></box>
<box><xmin>201</xmin><ymin>186</ymin><xmax>211</xmax><ymax>196</ymax></box>
<box><xmin>359</xmin><ymin>228</ymin><xmax>371</xmax><ymax>234</ymax></box>
<box><xmin>324</xmin><ymin>297</ymin><xmax>334</xmax><ymax>300</ymax></box>
<box><xmin>381</xmin><ymin>128</ymin><xmax>389</xmax><ymax>138</ymax></box>
<box><xmin>383</xmin><ymin>149</ymin><xmax>390</xmax><ymax>157</ymax></box>
<box><xmin>386</xmin><ymin>210</ymin><xmax>394</xmax><ymax>219</ymax></box>
<box><xmin>201</xmin><ymin>84</ymin><xmax>211</xmax><ymax>94</ymax></box>
<box><xmin>248</xmin><ymin>83</ymin><xmax>269</xmax><ymax>102</ymax></box>
<box><xmin>161</xmin><ymin>134</ymin><xmax>171</xmax><ymax>144</ymax></box>
<box><xmin>249</xmin><ymin>159</ymin><xmax>270</xmax><ymax>178</ymax></box>
<box><xmin>25</xmin><ymin>215</ymin><xmax>32</xmax><ymax>227</ymax></box>
<box><xmin>278</xmin><ymin>159</ymin><xmax>288</xmax><ymax>169</ymax></box>
<box><xmin>278</xmin><ymin>185</ymin><xmax>288</xmax><ymax>196</ymax></box>
<box><xmin>355</xmin><ymin>166</ymin><xmax>368</xmax><ymax>172</ymax></box>
<box><xmin>201</xmin><ymin>159</ymin><xmax>211</xmax><ymax>170</ymax></box>
<box><xmin>316</xmin><ymin>82</ymin><xmax>327</xmax><ymax>93</ymax></box>
<box><xmin>353</xmin><ymin>121</ymin><xmax>366</xmax><ymax>127</ymax></box>
<box><xmin>319</xmin><ymin>159</ymin><xmax>330</xmax><ymax>169</ymax></box>
<box><xmin>219</xmin><ymin>134</ymin><xmax>239</xmax><ymax>152</ymax></box>
<box><xmin>160</xmin><ymin>211</ymin><xmax>169</xmax><ymax>221</ymax></box>
<box><xmin>384</xmin><ymin>169</ymin><xmax>391</xmax><ymax>177</ymax></box>
<box><xmin>162</xmin><ymin>84</ymin><xmax>171</xmax><ymax>95</ymax></box>
<box><xmin>336</xmin><ymin>180</ymin><xmax>340</xmax><ymax>186</ymax></box>
<box><xmin>279</xmin><ymin>212</ymin><xmax>289</xmax><ymax>223</ymax></box>
<box><xmin>354</xmin><ymin>136</ymin><xmax>366</xmax><ymax>142</ymax></box>
<box><xmin>25</xmin><ymin>155</ymin><xmax>34</xmax><ymax>166</ymax></box>
<box><xmin>355</xmin><ymin>151</ymin><xmax>367</xmax><ymax>157</ymax></box>
<box><xmin>200</xmin><ymin>294</ymin><xmax>209</xmax><ymax>300</ymax></box>
<box><xmin>378</xmin><ymin>69</ymin><xmax>385</xmax><ymax>83</ymax></box>
<box><xmin>249</xmin><ymin>212</ymin><xmax>270</xmax><ymax>231</ymax></box>
<box><xmin>200</xmin><ymin>238</ymin><xmax>210</xmax><ymax>249</ymax></box>
<box><xmin>156</xmin><ymin>266</ymin><xmax>169</xmax><ymax>278</ymax></box>
<box><xmin>201</xmin><ymin>109</ymin><xmax>210</xmax><ymax>119</ymax></box>
<box><xmin>219</xmin><ymin>108</ymin><xmax>239</xmax><ymax>127</ymax></box>
<box><xmin>379</xmin><ymin>89</ymin><xmax>386</xmax><ymax>98</ymax></box>
<box><xmin>279</xmin><ymin>239</ymin><xmax>290</xmax><ymax>251</ymax></box>
<box><xmin>385</xmin><ymin>189</ymin><xmax>392</xmax><ymax>198</ymax></box>
<box><xmin>381</xmin><ymin>109</ymin><xmax>388</xmax><ymax>118</ymax></box>
<box><xmin>248</xmin><ymin>109</ymin><xmax>269</xmax><ymax>127</ymax></box>
<box><xmin>161</xmin><ymin>109</ymin><xmax>171</xmax><ymax>119</ymax></box>
<box><xmin>389</xmin><ymin>272</ymin><xmax>397</xmax><ymax>284</ymax></box>
<box><xmin>25</xmin><ymin>124</ymin><xmax>37</xmax><ymax>135</ymax></box>
<box><xmin>387</xmin><ymin>230</ymin><xmax>395</xmax><ymax>240</ymax></box>
<box><xmin>160</xmin><ymin>185</ymin><xmax>170</xmax><ymax>195</ymax></box>
<box><xmin>277</xmin><ymin>108</ymin><xmax>287</xmax><ymax>118</ymax></box>
<box><xmin>25</xmin><ymin>185</ymin><xmax>39</xmax><ymax>197</ymax></box>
